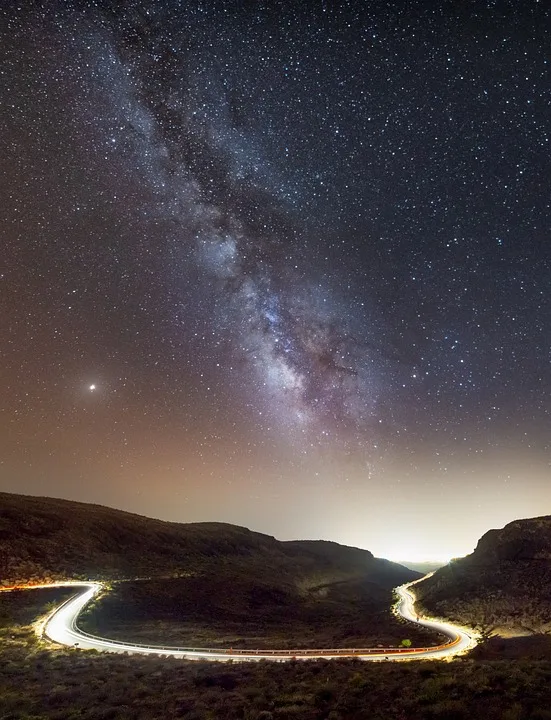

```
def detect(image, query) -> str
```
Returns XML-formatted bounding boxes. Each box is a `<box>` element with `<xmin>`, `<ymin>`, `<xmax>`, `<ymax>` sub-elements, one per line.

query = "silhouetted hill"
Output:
<box><xmin>414</xmin><ymin>516</ymin><xmax>551</xmax><ymax>636</ymax></box>
<box><xmin>0</xmin><ymin>492</ymin><xmax>419</xmax><ymax>590</ymax></box>
<box><xmin>397</xmin><ymin>561</ymin><xmax>447</xmax><ymax>575</ymax></box>
<box><xmin>1</xmin><ymin>492</ymin><xmax>435</xmax><ymax>649</ymax></box>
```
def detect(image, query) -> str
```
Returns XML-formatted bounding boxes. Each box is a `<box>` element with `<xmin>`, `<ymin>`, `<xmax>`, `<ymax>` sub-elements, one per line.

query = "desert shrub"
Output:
<box><xmin>348</xmin><ymin>672</ymin><xmax>369</xmax><ymax>689</ymax></box>
<box><xmin>419</xmin><ymin>676</ymin><xmax>448</xmax><ymax>704</ymax></box>
<box><xmin>500</xmin><ymin>704</ymin><xmax>523</xmax><ymax>720</ymax></box>
<box><xmin>530</xmin><ymin>711</ymin><xmax>551</xmax><ymax>720</ymax></box>
<box><xmin>272</xmin><ymin>706</ymin><xmax>314</xmax><ymax>719</ymax></box>
<box><xmin>425</xmin><ymin>699</ymin><xmax>469</xmax><ymax>719</ymax></box>
<box><xmin>193</xmin><ymin>670</ymin><xmax>239</xmax><ymax>690</ymax></box>
<box><xmin>315</xmin><ymin>684</ymin><xmax>337</xmax><ymax>703</ymax></box>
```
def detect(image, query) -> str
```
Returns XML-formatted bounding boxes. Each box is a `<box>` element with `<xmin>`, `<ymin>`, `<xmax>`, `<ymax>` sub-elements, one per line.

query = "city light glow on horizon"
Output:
<box><xmin>1</xmin><ymin>2</ymin><xmax>549</xmax><ymax>551</ymax></box>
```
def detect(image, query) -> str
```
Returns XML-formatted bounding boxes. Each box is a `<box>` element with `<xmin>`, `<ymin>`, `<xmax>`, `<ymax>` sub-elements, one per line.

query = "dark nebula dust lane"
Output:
<box><xmin>1</xmin><ymin>1</ymin><xmax>550</xmax><ymax>561</ymax></box>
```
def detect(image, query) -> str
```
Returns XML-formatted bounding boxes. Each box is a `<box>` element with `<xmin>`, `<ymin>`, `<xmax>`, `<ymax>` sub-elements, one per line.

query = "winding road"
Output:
<box><xmin>9</xmin><ymin>576</ymin><xmax>477</xmax><ymax>662</ymax></box>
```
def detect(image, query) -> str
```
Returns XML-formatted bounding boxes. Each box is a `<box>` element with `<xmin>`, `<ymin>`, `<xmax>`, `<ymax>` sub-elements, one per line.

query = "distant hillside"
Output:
<box><xmin>0</xmin><ymin>492</ymin><xmax>419</xmax><ymax>590</ymax></box>
<box><xmin>394</xmin><ymin>561</ymin><xmax>446</xmax><ymax>575</ymax></box>
<box><xmin>414</xmin><ymin>516</ymin><xmax>551</xmax><ymax>636</ymax></box>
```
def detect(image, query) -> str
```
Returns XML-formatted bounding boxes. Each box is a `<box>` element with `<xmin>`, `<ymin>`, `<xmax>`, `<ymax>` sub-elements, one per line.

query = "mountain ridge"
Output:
<box><xmin>414</xmin><ymin>515</ymin><xmax>551</xmax><ymax>636</ymax></box>
<box><xmin>0</xmin><ymin>491</ymin><xmax>419</xmax><ymax>590</ymax></box>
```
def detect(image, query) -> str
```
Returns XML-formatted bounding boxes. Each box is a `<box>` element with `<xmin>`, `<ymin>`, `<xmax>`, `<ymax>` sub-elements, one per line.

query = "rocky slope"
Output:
<box><xmin>414</xmin><ymin>516</ymin><xmax>551</xmax><ymax>635</ymax></box>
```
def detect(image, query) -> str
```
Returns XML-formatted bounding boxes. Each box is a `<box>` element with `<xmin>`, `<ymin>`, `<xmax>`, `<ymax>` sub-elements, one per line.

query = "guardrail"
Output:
<box><xmin>72</xmin><ymin>602</ymin><xmax>461</xmax><ymax>657</ymax></box>
<box><xmin>71</xmin><ymin>632</ymin><xmax>460</xmax><ymax>655</ymax></box>
<box><xmin>15</xmin><ymin>581</ymin><xmax>463</xmax><ymax>658</ymax></box>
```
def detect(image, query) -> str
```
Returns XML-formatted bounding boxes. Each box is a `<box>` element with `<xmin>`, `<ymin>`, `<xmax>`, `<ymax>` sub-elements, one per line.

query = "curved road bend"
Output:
<box><xmin>10</xmin><ymin>578</ymin><xmax>476</xmax><ymax>661</ymax></box>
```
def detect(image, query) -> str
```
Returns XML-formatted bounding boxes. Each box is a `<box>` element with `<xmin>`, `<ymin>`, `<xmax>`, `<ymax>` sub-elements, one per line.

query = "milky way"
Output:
<box><xmin>66</xmin><ymin>5</ymin><xmax>387</xmax><ymax>445</ymax></box>
<box><xmin>1</xmin><ymin>1</ymin><xmax>550</xmax><ymax>559</ymax></box>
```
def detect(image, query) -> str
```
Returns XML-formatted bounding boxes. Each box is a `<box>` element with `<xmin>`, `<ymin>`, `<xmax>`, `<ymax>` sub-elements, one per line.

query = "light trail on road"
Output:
<box><xmin>4</xmin><ymin>578</ymin><xmax>477</xmax><ymax>661</ymax></box>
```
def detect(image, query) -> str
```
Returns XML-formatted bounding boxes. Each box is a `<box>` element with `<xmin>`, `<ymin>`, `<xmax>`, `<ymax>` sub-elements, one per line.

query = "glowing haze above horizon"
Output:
<box><xmin>1</xmin><ymin>2</ymin><xmax>550</xmax><ymax>562</ymax></box>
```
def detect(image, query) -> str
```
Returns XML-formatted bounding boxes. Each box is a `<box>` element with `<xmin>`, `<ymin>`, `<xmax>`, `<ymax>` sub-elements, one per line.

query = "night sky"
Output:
<box><xmin>2</xmin><ymin>1</ymin><xmax>550</xmax><ymax>561</ymax></box>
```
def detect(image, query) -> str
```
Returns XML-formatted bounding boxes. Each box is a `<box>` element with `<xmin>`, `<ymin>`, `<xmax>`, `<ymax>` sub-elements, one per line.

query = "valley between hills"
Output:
<box><xmin>3</xmin><ymin>491</ymin><xmax>551</xmax><ymax>719</ymax></box>
<box><xmin>0</xmin><ymin>492</ymin><xmax>441</xmax><ymax>650</ymax></box>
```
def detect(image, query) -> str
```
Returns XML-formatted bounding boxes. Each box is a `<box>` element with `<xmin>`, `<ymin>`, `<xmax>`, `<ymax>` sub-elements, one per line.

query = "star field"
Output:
<box><xmin>1</xmin><ymin>1</ymin><xmax>550</xmax><ymax>560</ymax></box>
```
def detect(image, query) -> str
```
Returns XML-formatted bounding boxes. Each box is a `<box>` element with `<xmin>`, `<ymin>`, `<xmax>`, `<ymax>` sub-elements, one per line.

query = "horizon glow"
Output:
<box><xmin>1</xmin><ymin>2</ymin><xmax>550</xmax><ymax>553</ymax></box>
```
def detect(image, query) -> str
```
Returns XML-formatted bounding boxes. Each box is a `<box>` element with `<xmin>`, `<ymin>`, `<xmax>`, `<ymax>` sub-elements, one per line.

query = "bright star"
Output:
<box><xmin>89</xmin><ymin>384</ymin><xmax>96</xmax><ymax>392</ymax></box>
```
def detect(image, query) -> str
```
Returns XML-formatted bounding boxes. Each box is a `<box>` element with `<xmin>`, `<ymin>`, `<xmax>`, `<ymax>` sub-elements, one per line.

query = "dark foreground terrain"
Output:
<box><xmin>3</xmin><ymin>590</ymin><xmax>551</xmax><ymax>720</ymax></box>
<box><xmin>6</xmin><ymin>646</ymin><xmax>551</xmax><ymax>720</ymax></box>
<box><xmin>79</xmin><ymin>575</ymin><xmax>441</xmax><ymax>649</ymax></box>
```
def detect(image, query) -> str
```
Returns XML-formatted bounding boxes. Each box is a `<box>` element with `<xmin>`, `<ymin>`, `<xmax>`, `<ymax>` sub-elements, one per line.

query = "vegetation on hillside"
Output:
<box><xmin>78</xmin><ymin>575</ymin><xmax>442</xmax><ymax>649</ymax></box>
<box><xmin>0</xmin><ymin>492</ymin><xmax>419</xmax><ymax>592</ymax></box>
<box><xmin>471</xmin><ymin>635</ymin><xmax>551</xmax><ymax>661</ymax></box>
<box><xmin>415</xmin><ymin>516</ymin><xmax>551</xmax><ymax>637</ymax></box>
<box><xmin>0</xmin><ymin>586</ymin><xmax>77</xmax><ymax>645</ymax></box>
